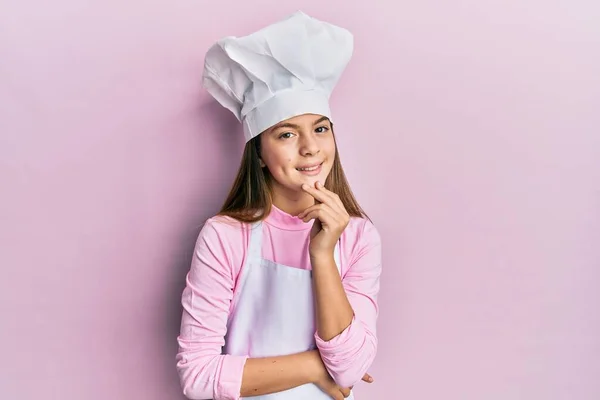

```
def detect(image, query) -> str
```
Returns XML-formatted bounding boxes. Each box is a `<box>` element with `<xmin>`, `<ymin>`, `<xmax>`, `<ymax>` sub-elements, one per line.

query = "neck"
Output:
<box><xmin>271</xmin><ymin>185</ymin><xmax>315</xmax><ymax>216</ymax></box>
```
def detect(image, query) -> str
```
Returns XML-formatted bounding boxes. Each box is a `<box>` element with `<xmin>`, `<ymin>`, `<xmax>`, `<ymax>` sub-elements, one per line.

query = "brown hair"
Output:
<box><xmin>218</xmin><ymin>124</ymin><xmax>369</xmax><ymax>223</ymax></box>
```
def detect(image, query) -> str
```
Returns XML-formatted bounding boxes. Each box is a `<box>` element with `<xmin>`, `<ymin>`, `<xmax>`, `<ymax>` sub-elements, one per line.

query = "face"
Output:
<box><xmin>259</xmin><ymin>113</ymin><xmax>336</xmax><ymax>198</ymax></box>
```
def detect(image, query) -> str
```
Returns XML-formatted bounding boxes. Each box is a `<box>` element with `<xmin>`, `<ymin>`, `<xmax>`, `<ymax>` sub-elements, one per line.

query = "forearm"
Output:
<box><xmin>310</xmin><ymin>249</ymin><xmax>380</xmax><ymax>388</ymax></box>
<box><xmin>240</xmin><ymin>350</ymin><xmax>320</xmax><ymax>397</ymax></box>
<box><xmin>310</xmin><ymin>253</ymin><xmax>354</xmax><ymax>341</ymax></box>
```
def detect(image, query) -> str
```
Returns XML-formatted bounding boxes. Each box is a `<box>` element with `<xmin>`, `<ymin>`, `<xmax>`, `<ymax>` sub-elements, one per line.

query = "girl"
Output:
<box><xmin>176</xmin><ymin>11</ymin><xmax>382</xmax><ymax>400</ymax></box>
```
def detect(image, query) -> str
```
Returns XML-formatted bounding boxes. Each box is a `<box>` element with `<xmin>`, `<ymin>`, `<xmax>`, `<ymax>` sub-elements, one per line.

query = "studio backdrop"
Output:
<box><xmin>1</xmin><ymin>1</ymin><xmax>599</xmax><ymax>399</ymax></box>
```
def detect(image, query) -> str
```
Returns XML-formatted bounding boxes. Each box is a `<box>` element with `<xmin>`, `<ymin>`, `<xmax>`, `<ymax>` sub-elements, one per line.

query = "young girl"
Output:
<box><xmin>176</xmin><ymin>11</ymin><xmax>382</xmax><ymax>400</ymax></box>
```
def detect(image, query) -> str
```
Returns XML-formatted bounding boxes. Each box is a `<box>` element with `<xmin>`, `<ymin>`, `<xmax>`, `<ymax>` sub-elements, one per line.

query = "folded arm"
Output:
<box><xmin>311</xmin><ymin>220</ymin><xmax>382</xmax><ymax>388</ymax></box>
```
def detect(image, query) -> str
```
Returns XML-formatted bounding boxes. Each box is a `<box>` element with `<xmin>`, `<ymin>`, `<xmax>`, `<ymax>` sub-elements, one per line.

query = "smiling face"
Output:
<box><xmin>259</xmin><ymin>113</ymin><xmax>336</xmax><ymax>207</ymax></box>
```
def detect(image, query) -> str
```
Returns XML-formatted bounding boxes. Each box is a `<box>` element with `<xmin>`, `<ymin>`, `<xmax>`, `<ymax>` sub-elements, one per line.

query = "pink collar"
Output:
<box><xmin>264</xmin><ymin>204</ymin><xmax>314</xmax><ymax>231</ymax></box>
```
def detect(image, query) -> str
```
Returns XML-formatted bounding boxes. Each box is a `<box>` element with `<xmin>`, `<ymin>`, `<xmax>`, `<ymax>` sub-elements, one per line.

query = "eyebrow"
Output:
<box><xmin>269</xmin><ymin>116</ymin><xmax>331</xmax><ymax>133</ymax></box>
<box><xmin>313</xmin><ymin>116</ymin><xmax>330</xmax><ymax>125</ymax></box>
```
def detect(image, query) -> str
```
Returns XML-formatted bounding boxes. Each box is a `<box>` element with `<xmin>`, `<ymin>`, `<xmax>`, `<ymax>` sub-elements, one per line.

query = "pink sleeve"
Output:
<box><xmin>314</xmin><ymin>219</ymin><xmax>382</xmax><ymax>388</ymax></box>
<box><xmin>176</xmin><ymin>218</ymin><xmax>248</xmax><ymax>400</ymax></box>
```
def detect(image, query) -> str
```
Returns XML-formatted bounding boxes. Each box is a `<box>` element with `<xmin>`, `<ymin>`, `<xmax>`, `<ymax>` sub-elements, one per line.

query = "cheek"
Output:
<box><xmin>270</xmin><ymin>150</ymin><xmax>293</xmax><ymax>170</ymax></box>
<box><xmin>324</xmin><ymin>138</ymin><xmax>336</xmax><ymax>159</ymax></box>
<box><xmin>260</xmin><ymin>140</ymin><xmax>297</xmax><ymax>177</ymax></box>
<box><xmin>265</xmin><ymin>153</ymin><xmax>294</xmax><ymax>175</ymax></box>
<box><xmin>329</xmin><ymin>143</ymin><xmax>336</xmax><ymax>156</ymax></box>
<box><xmin>283</xmin><ymin>158</ymin><xmax>295</xmax><ymax>174</ymax></box>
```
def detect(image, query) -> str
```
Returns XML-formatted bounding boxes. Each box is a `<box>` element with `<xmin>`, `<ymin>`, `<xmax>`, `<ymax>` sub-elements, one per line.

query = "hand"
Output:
<box><xmin>298</xmin><ymin>181</ymin><xmax>350</xmax><ymax>258</ymax></box>
<box><xmin>315</xmin><ymin>373</ymin><xmax>374</xmax><ymax>400</ymax></box>
<box><xmin>309</xmin><ymin>350</ymin><xmax>374</xmax><ymax>399</ymax></box>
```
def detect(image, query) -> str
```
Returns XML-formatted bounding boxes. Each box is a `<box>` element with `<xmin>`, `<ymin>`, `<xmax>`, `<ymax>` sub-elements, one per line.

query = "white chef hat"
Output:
<box><xmin>202</xmin><ymin>11</ymin><xmax>354</xmax><ymax>142</ymax></box>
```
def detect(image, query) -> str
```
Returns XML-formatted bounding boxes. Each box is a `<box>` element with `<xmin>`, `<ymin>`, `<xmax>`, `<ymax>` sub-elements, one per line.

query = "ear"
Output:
<box><xmin>259</xmin><ymin>158</ymin><xmax>266</xmax><ymax>168</ymax></box>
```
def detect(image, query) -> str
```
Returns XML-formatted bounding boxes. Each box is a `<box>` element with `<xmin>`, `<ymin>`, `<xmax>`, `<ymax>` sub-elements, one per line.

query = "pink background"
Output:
<box><xmin>1</xmin><ymin>1</ymin><xmax>599</xmax><ymax>399</ymax></box>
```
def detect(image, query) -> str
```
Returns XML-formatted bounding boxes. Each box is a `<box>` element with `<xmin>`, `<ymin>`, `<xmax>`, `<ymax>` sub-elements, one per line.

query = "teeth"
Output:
<box><xmin>297</xmin><ymin>164</ymin><xmax>320</xmax><ymax>171</ymax></box>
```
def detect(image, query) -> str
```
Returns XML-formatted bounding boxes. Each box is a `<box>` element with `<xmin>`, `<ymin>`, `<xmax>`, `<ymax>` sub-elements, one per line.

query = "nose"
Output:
<box><xmin>299</xmin><ymin>133</ymin><xmax>320</xmax><ymax>157</ymax></box>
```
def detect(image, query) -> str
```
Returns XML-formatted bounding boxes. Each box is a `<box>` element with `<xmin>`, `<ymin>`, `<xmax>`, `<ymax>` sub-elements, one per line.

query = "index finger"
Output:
<box><xmin>314</xmin><ymin>181</ymin><xmax>345</xmax><ymax>211</ymax></box>
<box><xmin>362</xmin><ymin>373</ymin><xmax>374</xmax><ymax>382</ymax></box>
<box><xmin>301</xmin><ymin>183</ymin><xmax>329</xmax><ymax>204</ymax></box>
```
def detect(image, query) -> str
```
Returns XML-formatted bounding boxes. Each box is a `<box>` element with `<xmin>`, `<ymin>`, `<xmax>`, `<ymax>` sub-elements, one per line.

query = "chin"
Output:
<box><xmin>300</xmin><ymin>174</ymin><xmax>328</xmax><ymax>186</ymax></box>
<box><xmin>287</xmin><ymin>165</ymin><xmax>332</xmax><ymax>188</ymax></box>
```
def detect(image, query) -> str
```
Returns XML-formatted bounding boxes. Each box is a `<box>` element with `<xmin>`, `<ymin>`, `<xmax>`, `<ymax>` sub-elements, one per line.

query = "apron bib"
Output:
<box><xmin>224</xmin><ymin>221</ymin><xmax>355</xmax><ymax>399</ymax></box>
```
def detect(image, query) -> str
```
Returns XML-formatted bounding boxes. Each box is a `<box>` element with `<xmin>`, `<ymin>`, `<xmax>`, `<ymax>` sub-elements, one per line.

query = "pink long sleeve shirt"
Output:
<box><xmin>176</xmin><ymin>205</ymin><xmax>382</xmax><ymax>400</ymax></box>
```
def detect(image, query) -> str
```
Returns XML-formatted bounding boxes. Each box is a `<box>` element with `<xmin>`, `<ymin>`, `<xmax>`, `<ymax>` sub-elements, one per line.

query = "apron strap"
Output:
<box><xmin>334</xmin><ymin>240</ymin><xmax>342</xmax><ymax>275</ymax></box>
<box><xmin>248</xmin><ymin>221</ymin><xmax>263</xmax><ymax>261</ymax></box>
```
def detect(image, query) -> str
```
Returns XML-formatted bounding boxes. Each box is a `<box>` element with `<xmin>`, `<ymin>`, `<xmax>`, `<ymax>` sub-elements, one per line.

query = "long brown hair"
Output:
<box><xmin>218</xmin><ymin>124</ymin><xmax>369</xmax><ymax>223</ymax></box>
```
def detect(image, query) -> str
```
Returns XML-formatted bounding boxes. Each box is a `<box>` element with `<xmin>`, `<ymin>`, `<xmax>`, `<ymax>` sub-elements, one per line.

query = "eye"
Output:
<box><xmin>315</xmin><ymin>126</ymin><xmax>330</xmax><ymax>134</ymax></box>
<box><xmin>278</xmin><ymin>132</ymin><xmax>295</xmax><ymax>139</ymax></box>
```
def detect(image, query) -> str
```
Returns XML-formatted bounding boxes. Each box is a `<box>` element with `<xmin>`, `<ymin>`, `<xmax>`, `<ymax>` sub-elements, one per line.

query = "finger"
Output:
<box><xmin>297</xmin><ymin>203</ymin><xmax>337</xmax><ymax>220</ymax></box>
<box><xmin>300</xmin><ymin>207</ymin><xmax>337</xmax><ymax>226</ymax></box>
<box><xmin>302</xmin><ymin>205</ymin><xmax>347</xmax><ymax>232</ymax></box>
<box><xmin>312</xmin><ymin>182</ymin><xmax>345</xmax><ymax>216</ymax></box>
<box><xmin>332</xmin><ymin>392</ymin><xmax>344</xmax><ymax>400</ymax></box>
<box><xmin>301</xmin><ymin>183</ymin><xmax>336</xmax><ymax>207</ymax></box>
<box><xmin>323</xmin><ymin>382</ymin><xmax>344</xmax><ymax>400</ymax></box>
<box><xmin>315</xmin><ymin>181</ymin><xmax>346</xmax><ymax>213</ymax></box>
<box><xmin>362</xmin><ymin>373</ymin><xmax>374</xmax><ymax>383</ymax></box>
<box><xmin>309</xmin><ymin>215</ymin><xmax>322</xmax><ymax>240</ymax></box>
<box><xmin>313</xmin><ymin>182</ymin><xmax>350</xmax><ymax>226</ymax></box>
<box><xmin>297</xmin><ymin>204</ymin><xmax>320</xmax><ymax>219</ymax></box>
<box><xmin>340</xmin><ymin>386</ymin><xmax>351</xmax><ymax>397</ymax></box>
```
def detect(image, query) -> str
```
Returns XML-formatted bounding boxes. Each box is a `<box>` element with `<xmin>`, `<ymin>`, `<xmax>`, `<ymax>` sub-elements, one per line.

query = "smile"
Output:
<box><xmin>296</xmin><ymin>162</ymin><xmax>323</xmax><ymax>175</ymax></box>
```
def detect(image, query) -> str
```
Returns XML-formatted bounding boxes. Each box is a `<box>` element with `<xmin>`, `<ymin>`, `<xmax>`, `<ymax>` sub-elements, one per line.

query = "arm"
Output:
<box><xmin>242</xmin><ymin>350</ymin><xmax>371</xmax><ymax>399</ymax></box>
<box><xmin>176</xmin><ymin>219</ymin><xmax>330</xmax><ymax>399</ymax></box>
<box><xmin>311</xmin><ymin>219</ymin><xmax>382</xmax><ymax>388</ymax></box>
<box><xmin>176</xmin><ymin>219</ymin><xmax>246</xmax><ymax>399</ymax></box>
<box><xmin>310</xmin><ymin>254</ymin><xmax>354</xmax><ymax>340</ymax></box>
<box><xmin>240</xmin><ymin>350</ymin><xmax>319</xmax><ymax>397</ymax></box>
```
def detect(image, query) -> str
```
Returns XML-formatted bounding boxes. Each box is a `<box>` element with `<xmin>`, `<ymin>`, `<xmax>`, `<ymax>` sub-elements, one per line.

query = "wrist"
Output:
<box><xmin>309</xmin><ymin>249</ymin><xmax>335</xmax><ymax>263</ymax></box>
<box><xmin>304</xmin><ymin>349</ymin><xmax>325</xmax><ymax>383</ymax></box>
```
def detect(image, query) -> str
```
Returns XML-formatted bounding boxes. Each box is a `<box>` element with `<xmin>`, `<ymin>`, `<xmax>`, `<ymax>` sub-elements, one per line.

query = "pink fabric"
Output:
<box><xmin>176</xmin><ymin>205</ymin><xmax>382</xmax><ymax>399</ymax></box>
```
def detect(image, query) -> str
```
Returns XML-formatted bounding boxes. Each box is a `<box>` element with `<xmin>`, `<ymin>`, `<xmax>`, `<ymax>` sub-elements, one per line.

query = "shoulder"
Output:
<box><xmin>195</xmin><ymin>214</ymin><xmax>253</xmax><ymax>250</ymax></box>
<box><xmin>202</xmin><ymin>214</ymin><xmax>248</xmax><ymax>234</ymax></box>
<box><xmin>194</xmin><ymin>214</ymin><xmax>252</xmax><ymax>274</ymax></box>
<box><xmin>343</xmin><ymin>216</ymin><xmax>382</xmax><ymax>248</ymax></box>
<box><xmin>339</xmin><ymin>216</ymin><xmax>382</xmax><ymax>272</ymax></box>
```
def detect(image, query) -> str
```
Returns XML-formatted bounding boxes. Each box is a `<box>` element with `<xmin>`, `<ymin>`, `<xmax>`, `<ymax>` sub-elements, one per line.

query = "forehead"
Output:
<box><xmin>283</xmin><ymin>113</ymin><xmax>328</xmax><ymax>125</ymax></box>
<box><xmin>268</xmin><ymin>114</ymin><xmax>331</xmax><ymax>132</ymax></box>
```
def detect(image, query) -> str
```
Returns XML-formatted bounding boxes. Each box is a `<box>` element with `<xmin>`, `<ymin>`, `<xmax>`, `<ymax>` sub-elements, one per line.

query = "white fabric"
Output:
<box><xmin>224</xmin><ymin>221</ymin><xmax>354</xmax><ymax>399</ymax></box>
<box><xmin>202</xmin><ymin>11</ymin><xmax>354</xmax><ymax>142</ymax></box>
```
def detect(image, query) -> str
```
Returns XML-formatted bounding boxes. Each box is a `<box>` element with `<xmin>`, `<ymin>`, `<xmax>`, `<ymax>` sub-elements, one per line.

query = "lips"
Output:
<box><xmin>296</xmin><ymin>162</ymin><xmax>323</xmax><ymax>171</ymax></box>
<box><xmin>296</xmin><ymin>162</ymin><xmax>323</xmax><ymax>176</ymax></box>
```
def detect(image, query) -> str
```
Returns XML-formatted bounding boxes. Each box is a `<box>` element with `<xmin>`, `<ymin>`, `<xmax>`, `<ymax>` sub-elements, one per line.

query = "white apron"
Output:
<box><xmin>223</xmin><ymin>221</ymin><xmax>355</xmax><ymax>399</ymax></box>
